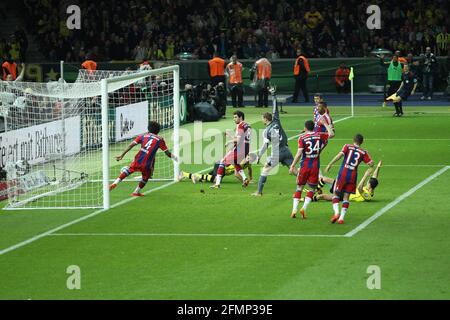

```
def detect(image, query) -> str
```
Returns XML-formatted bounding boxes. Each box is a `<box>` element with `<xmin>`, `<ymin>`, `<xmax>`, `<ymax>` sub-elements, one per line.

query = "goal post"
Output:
<box><xmin>1</xmin><ymin>65</ymin><xmax>181</xmax><ymax>210</ymax></box>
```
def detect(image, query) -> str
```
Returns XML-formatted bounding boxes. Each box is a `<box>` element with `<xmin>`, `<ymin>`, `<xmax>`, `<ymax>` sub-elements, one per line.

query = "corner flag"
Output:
<box><xmin>349</xmin><ymin>67</ymin><xmax>354</xmax><ymax>81</ymax></box>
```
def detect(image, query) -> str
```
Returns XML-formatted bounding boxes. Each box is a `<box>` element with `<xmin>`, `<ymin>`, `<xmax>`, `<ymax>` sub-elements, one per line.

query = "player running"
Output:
<box><xmin>252</xmin><ymin>86</ymin><xmax>296</xmax><ymax>196</ymax></box>
<box><xmin>110</xmin><ymin>121</ymin><xmax>178</xmax><ymax>197</ymax></box>
<box><xmin>385</xmin><ymin>64</ymin><xmax>418</xmax><ymax>117</ymax></box>
<box><xmin>289</xmin><ymin>120</ymin><xmax>334</xmax><ymax>219</ymax></box>
<box><xmin>324</xmin><ymin>134</ymin><xmax>374</xmax><ymax>224</ymax></box>
<box><xmin>211</xmin><ymin>111</ymin><xmax>251</xmax><ymax>189</ymax></box>
<box><xmin>315</xmin><ymin>160</ymin><xmax>382</xmax><ymax>202</ymax></box>
<box><xmin>178</xmin><ymin>153</ymin><xmax>256</xmax><ymax>184</ymax></box>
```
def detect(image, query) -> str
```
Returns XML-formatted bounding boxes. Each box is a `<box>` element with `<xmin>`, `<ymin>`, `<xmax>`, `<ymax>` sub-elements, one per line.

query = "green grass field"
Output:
<box><xmin>1</xmin><ymin>104</ymin><xmax>450</xmax><ymax>299</ymax></box>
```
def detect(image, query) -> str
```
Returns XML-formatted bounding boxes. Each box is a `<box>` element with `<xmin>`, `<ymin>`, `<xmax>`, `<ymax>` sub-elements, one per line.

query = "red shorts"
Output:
<box><xmin>222</xmin><ymin>147</ymin><xmax>248</xmax><ymax>166</ymax></box>
<box><xmin>334</xmin><ymin>178</ymin><xmax>356</xmax><ymax>194</ymax></box>
<box><xmin>297</xmin><ymin>166</ymin><xmax>319</xmax><ymax>186</ymax></box>
<box><xmin>129</xmin><ymin>161</ymin><xmax>154</xmax><ymax>181</ymax></box>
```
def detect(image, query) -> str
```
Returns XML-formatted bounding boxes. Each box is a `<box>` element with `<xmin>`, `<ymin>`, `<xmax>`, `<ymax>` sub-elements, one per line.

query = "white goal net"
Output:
<box><xmin>0</xmin><ymin>66</ymin><xmax>180</xmax><ymax>210</ymax></box>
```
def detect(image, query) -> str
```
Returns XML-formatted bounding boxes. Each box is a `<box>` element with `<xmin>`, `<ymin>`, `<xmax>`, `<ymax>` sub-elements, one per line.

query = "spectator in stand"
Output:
<box><xmin>436</xmin><ymin>27</ymin><xmax>449</xmax><ymax>56</ymax></box>
<box><xmin>304</xmin><ymin>5</ymin><xmax>324</xmax><ymax>31</ymax></box>
<box><xmin>335</xmin><ymin>62</ymin><xmax>351</xmax><ymax>94</ymax></box>
<box><xmin>81</xmin><ymin>55</ymin><xmax>97</xmax><ymax>73</ymax></box>
<box><xmin>421</xmin><ymin>46</ymin><xmax>437</xmax><ymax>100</ymax></box>
<box><xmin>18</xmin><ymin>0</ymin><xmax>450</xmax><ymax>62</ymax></box>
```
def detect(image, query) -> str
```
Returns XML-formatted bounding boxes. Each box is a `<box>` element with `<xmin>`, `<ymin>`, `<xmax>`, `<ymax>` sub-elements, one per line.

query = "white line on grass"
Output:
<box><xmin>49</xmin><ymin>232</ymin><xmax>346</xmax><ymax>238</ymax></box>
<box><xmin>0</xmin><ymin>115</ymin><xmax>355</xmax><ymax>256</ymax></box>
<box><xmin>288</xmin><ymin>116</ymin><xmax>353</xmax><ymax>140</ymax></box>
<box><xmin>345</xmin><ymin>166</ymin><xmax>450</xmax><ymax>238</ymax></box>
<box><xmin>0</xmin><ymin>167</ymin><xmax>218</xmax><ymax>256</ymax></box>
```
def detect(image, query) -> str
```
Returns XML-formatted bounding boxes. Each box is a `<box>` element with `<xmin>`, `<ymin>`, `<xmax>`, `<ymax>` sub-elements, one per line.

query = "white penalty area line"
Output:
<box><xmin>0</xmin><ymin>167</ymin><xmax>214</xmax><ymax>257</ymax></box>
<box><xmin>49</xmin><ymin>232</ymin><xmax>345</xmax><ymax>238</ymax></box>
<box><xmin>0</xmin><ymin>116</ymin><xmax>357</xmax><ymax>256</ymax></box>
<box><xmin>344</xmin><ymin>165</ymin><xmax>450</xmax><ymax>238</ymax></box>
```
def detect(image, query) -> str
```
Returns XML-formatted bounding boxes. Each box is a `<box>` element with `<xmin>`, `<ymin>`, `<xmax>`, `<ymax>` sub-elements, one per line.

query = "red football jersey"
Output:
<box><xmin>337</xmin><ymin>144</ymin><xmax>372</xmax><ymax>184</ymax></box>
<box><xmin>133</xmin><ymin>133</ymin><xmax>168</xmax><ymax>169</ymax></box>
<box><xmin>298</xmin><ymin>131</ymin><xmax>329</xmax><ymax>169</ymax></box>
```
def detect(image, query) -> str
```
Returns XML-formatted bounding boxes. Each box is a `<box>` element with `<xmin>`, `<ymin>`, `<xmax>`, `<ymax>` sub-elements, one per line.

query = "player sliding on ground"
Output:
<box><xmin>315</xmin><ymin>160</ymin><xmax>382</xmax><ymax>202</ymax></box>
<box><xmin>385</xmin><ymin>64</ymin><xmax>418</xmax><ymax>117</ymax></box>
<box><xmin>289</xmin><ymin>120</ymin><xmax>334</xmax><ymax>219</ymax></box>
<box><xmin>324</xmin><ymin>134</ymin><xmax>374</xmax><ymax>224</ymax></box>
<box><xmin>211</xmin><ymin>111</ymin><xmax>251</xmax><ymax>189</ymax></box>
<box><xmin>178</xmin><ymin>153</ymin><xmax>256</xmax><ymax>184</ymax></box>
<box><xmin>110</xmin><ymin>121</ymin><xmax>178</xmax><ymax>197</ymax></box>
<box><xmin>252</xmin><ymin>86</ymin><xmax>296</xmax><ymax>196</ymax></box>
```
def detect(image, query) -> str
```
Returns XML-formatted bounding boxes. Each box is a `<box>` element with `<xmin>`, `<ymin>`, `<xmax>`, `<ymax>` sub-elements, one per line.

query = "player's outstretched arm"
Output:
<box><xmin>395</xmin><ymin>81</ymin><xmax>404</xmax><ymax>95</ymax></box>
<box><xmin>325</xmin><ymin>122</ymin><xmax>334</xmax><ymax>138</ymax></box>
<box><xmin>116</xmin><ymin>142</ymin><xmax>137</xmax><ymax>161</ymax></box>
<box><xmin>164</xmin><ymin>150</ymin><xmax>178</xmax><ymax>162</ymax></box>
<box><xmin>269</xmin><ymin>86</ymin><xmax>280</xmax><ymax>121</ymax></box>
<box><xmin>257</xmin><ymin>141</ymin><xmax>269</xmax><ymax>162</ymax></box>
<box><xmin>357</xmin><ymin>167</ymin><xmax>373</xmax><ymax>194</ymax></box>
<box><xmin>324</xmin><ymin>152</ymin><xmax>343</xmax><ymax>173</ymax></box>
<box><xmin>372</xmin><ymin>160</ymin><xmax>382</xmax><ymax>179</ymax></box>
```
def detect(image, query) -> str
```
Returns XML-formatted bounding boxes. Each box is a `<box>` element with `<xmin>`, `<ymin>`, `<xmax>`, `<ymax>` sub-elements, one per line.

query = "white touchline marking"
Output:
<box><xmin>0</xmin><ymin>115</ymin><xmax>355</xmax><ymax>256</ymax></box>
<box><xmin>345</xmin><ymin>166</ymin><xmax>450</xmax><ymax>238</ymax></box>
<box><xmin>48</xmin><ymin>233</ymin><xmax>346</xmax><ymax>238</ymax></box>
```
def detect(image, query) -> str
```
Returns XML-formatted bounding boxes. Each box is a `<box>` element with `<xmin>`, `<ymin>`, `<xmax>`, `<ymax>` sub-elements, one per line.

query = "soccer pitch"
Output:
<box><xmin>0</xmin><ymin>105</ymin><xmax>449</xmax><ymax>299</ymax></box>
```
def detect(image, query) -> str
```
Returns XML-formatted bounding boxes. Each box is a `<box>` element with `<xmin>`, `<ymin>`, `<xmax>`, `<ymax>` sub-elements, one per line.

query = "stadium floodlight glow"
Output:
<box><xmin>0</xmin><ymin>65</ymin><xmax>180</xmax><ymax>210</ymax></box>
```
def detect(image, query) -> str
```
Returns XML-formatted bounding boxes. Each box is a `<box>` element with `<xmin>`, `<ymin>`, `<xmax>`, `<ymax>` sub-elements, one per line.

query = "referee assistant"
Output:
<box><xmin>380</xmin><ymin>53</ymin><xmax>404</xmax><ymax>107</ymax></box>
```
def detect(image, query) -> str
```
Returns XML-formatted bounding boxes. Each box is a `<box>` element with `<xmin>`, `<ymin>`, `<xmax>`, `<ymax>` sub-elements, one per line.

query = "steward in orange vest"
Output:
<box><xmin>250</xmin><ymin>52</ymin><xmax>272</xmax><ymax>108</ymax></box>
<box><xmin>81</xmin><ymin>59</ymin><xmax>97</xmax><ymax>74</ymax></box>
<box><xmin>335</xmin><ymin>62</ymin><xmax>351</xmax><ymax>94</ymax></box>
<box><xmin>208</xmin><ymin>52</ymin><xmax>225</xmax><ymax>86</ymax></box>
<box><xmin>226</xmin><ymin>55</ymin><xmax>244</xmax><ymax>108</ymax></box>
<box><xmin>2</xmin><ymin>57</ymin><xmax>17</xmax><ymax>81</ymax></box>
<box><xmin>292</xmin><ymin>49</ymin><xmax>310</xmax><ymax>103</ymax></box>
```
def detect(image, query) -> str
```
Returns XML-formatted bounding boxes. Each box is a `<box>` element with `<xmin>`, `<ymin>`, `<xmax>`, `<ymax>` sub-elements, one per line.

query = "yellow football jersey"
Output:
<box><xmin>350</xmin><ymin>187</ymin><xmax>374</xmax><ymax>202</ymax></box>
<box><xmin>225</xmin><ymin>163</ymin><xmax>251</xmax><ymax>176</ymax></box>
<box><xmin>224</xmin><ymin>165</ymin><xmax>235</xmax><ymax>176</ymax></box>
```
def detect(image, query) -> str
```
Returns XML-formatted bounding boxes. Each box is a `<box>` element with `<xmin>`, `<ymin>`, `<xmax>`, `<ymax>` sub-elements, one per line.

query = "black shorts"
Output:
<box><xmin>397</xmin><ymin>89</ymin><xmax>410</xmax><ymax>100</ymax></box>
<box><xmin>330</xmin><ymin>180</ymin><xmax>344</xmax><ymax>201</ymax></box>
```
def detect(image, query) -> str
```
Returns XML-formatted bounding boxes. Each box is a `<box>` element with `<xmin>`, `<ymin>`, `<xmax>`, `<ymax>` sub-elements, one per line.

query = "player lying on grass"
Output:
<box><xmin>289</xmin><ymin>119</ymin><xmax>334</xmax><ymax>219</ymax></box>
<box><xmin>178</xmin><ymin>153</ymin><xmax>256</xmax><ymax>184</ymax></box>
<box><xmin>251</xmin><ymin>86</ymin><xmax>296</xmax><ymax>197</ymax></box>
<box><xmin>110</xmin><ymin>121</ymin><xmax>178</xmax><ymax>197</ymax></box>
<box><xmin>324</xmin><ymin>134</ymin><xmax>374</xmax><ymax>224</ymax></box>
<box><xmin>385</xmin><ymin>64</ymin><xmax>418</xmax><ymax>117</ymax></box>
<box><xmin>314</xmin><ymin>160</ymin><xmax>382</xmax><ymax>202</ymax></box>
<box><xmin>211</xmin><ymin>110</ymin><xmax>251</xmax><ymax>189</ymax></box>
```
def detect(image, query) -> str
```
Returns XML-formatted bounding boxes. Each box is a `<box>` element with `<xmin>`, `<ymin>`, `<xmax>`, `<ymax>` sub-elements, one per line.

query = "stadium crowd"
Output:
<box><xmin>22</xmin><ymin>0</ymin><xmax>449</xmax><ymax>62</ymax></box>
